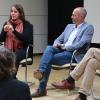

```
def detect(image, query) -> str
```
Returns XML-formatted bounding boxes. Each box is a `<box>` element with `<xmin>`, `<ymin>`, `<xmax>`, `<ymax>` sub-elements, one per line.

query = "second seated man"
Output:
<box><xmin>31</xmin><ymin>7</ymin><xmax>94</xmax><ymax>97</ymax></box>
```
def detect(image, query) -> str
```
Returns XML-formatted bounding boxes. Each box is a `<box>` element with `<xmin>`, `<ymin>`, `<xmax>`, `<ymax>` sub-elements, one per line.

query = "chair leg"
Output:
<box><xmin>25</xmin><ymin>65</ymin><xmax>27</xmax><ymax>83</ymax></box>
<box><xmin>24</xmin><ymin>65</ymin><xmax>35</xmax><ymax>86</ymax></box>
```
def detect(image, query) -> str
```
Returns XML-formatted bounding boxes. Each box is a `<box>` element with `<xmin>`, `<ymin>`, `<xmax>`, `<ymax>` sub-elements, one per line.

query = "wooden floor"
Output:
<box><xmin>17</xmin><ymin>55</ymin><xmax>100</xmax><ymax>100</ymax></box>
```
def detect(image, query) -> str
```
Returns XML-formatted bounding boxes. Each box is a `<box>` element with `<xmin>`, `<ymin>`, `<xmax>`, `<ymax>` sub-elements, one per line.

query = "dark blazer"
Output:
<box><xmin>0</xmin><ymin>77</ymin><xmax>32</xmax><ymax>100</ymax></box>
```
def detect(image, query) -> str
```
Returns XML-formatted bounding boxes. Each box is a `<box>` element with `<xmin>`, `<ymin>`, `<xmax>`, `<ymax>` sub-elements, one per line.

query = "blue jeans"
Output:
<box><xmin>38</xmin><ymin>46</ymin><xmax>76</xmax><ymax>92</ymax></box>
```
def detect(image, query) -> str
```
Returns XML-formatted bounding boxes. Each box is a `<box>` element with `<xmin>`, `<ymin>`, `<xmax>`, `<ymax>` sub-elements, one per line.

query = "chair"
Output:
<box><xmin>20</xmin><ymin>44</ymin><xmax>34</xmax><ymax>86</ymax></box>
<box><xmin>52</xmin><ymin>42</ymin><xmax>90</xmax><ymax>74</ymax></box>
<box><xmin>52</xmin><ymin>50</ymin><xmax>77</xmax><ymax>74</ymax></box>
<box><xmin>19</xmin><ymin>24</ymin><xmax>34</xmax><ymax>86</ymax></box>
<box><xmin>52</xmin><ymin>48</ymin><xmax>83</xmax><ymax>96</ymax></box>
<box><xmin>0</xmin><ymin>42</ymin><xmax>34</xmax><ymax>85</ymax></box>
<box><xmin>52</xmin><ymin>43</ymin><xmax>100</xmax><ymax>99</ymax></box>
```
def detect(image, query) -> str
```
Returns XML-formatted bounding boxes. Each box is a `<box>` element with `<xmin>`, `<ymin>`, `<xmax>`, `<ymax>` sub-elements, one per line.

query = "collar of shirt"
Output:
<box><xmin>74</xmin><ymin>22</ymin><xmax>84</xmax><ymax>29</ymax></box>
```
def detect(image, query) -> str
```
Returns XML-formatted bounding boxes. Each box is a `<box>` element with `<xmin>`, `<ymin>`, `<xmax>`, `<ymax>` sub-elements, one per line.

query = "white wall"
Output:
<box><xmin>84</xmin><ymin>0</ymin><xmax>100</xmax><ymax>43</ymax></box>
<box><xmin>0</xmin><ymin>0</ymin><xmax>48</xmax><ymax>53</ymax></box>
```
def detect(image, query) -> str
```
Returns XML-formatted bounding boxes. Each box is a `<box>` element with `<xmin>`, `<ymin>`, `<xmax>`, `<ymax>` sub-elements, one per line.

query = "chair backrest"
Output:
<box><xmin>16</xmin><ymin>24</ymin><xmax>34</xmax><ymax>85</ymax></box>
<box><xmin>26</xmin><ymin>24</ymin><xmax>34</xmax><ymax>63</ymax></box>
<box><xmin>20</xmin><ymin>24</ymin><xmax>34</xmax><ymax>66</ymax></box>
<box><xmin>28</xmin><ymin>24</ymin><xmax>34</xmax><ymax>60</ymax></box>
<box><xmin>76</xmin><ymin>42</ymin><xmax>90</xmax><ymax>54</ymax></box>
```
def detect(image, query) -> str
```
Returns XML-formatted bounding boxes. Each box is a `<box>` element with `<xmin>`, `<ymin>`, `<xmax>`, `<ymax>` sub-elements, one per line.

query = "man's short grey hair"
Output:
<box><xmin>79</xmin><ymin>7</ymin><xmax>87</xmax><ymax>18</ymax></box>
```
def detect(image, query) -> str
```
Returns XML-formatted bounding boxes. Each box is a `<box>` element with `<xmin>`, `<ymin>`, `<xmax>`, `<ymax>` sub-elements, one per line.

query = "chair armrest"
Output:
<box><xmin>52</xmin><ymin>63</ymin><xmax>77</xmax><ymax>70</ymax></box>
<box><xmin>20</xmin><ymin>58</ymin><xmax>32</xmax><ymax>64</ymax></box>
<box><xmin>26</xmin><ymin>44</ymin><xmax>33</xmax><ymax>59</ymax></box>
<box><xmin>25</xmin><ymin>44</ymin><xmax>33</xmax><ymax>63</ymax></box>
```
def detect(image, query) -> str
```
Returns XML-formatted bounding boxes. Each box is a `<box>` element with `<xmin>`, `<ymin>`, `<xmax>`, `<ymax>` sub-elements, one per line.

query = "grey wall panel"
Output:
<box><xmin>21</xmin><ymin>0</ymin><xmax>48</xmax><ymax>15</ymax></box>
<box><xmin>84</xmin><ymin>0</ymin><xmax>100</xmax><ymax>43</ymax></box>
<box><xmin>26</xmin><ymin>16</ymin><xmax>48</xmax><ymax>53</ymax></box>
<box><xmin>34</xmin><ymin>35</ymin><xmax>48</xmax><ymax>53</ymax></box>
<box><xmin>26</xmin><ymin>16</ymin><xmax>48</xmax><ymax>35</ymax></box>
<box><xmin>0</xmin><ymin>0</ymin><xmax>22</xmax><ymax>15</ymax></box>
<box><xmin>0</xmin><ymin>16</ymin><xmax>9</xmax><ymax>31</ymax></box>
<box><xmin>0</xmin><ymin>0</ymin><xmax>48</xmax><ymax>15</ymax></box>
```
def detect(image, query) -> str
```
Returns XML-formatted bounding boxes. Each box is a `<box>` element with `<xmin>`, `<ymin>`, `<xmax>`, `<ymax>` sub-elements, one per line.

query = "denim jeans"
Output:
<box><xmin>38</xmin><ymin>46</ymin><xmax>76</xmax><ymax>92</ymax></box>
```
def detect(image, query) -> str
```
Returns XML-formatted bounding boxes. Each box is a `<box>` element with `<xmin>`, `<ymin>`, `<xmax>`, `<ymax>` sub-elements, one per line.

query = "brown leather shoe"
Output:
<box><xmin>51</xmin><ymin>80</ymin><xmax>75</xmax><ymax>89</ymax></box>
<box><xmin>34</xmin><ymin>70</ymin><xmax>43</xmax><ymax>80</ymax></box>
<box><xmin>31</xmin><ymin>89</ymin><xmax>47</xmax><ymax>98</ymax></box>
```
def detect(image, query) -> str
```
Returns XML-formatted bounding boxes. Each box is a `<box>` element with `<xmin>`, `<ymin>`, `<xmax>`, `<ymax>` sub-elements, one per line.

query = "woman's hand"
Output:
<box><xmin>4</xmin><ymin>24</ymin><xmax>14</xmax><ymax>32</ymax></box>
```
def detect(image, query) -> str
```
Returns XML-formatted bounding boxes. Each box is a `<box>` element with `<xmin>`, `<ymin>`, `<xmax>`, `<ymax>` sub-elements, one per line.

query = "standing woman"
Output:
<box><xmin>0</xmin><ymin>4</ymin><xmax>33</xmax><ymax>78</ymax></box>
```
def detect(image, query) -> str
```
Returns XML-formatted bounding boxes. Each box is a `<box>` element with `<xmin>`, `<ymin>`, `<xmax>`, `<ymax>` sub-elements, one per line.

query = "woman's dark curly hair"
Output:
<box><xmin>0</xmin><ymin>47</ymin><xmax>16</xmax><ymax>79</ymax></box>
<box><xmin>9</xmin><ymin>4</ymin><xmax>25</xmax><ymax>22</ymax></box>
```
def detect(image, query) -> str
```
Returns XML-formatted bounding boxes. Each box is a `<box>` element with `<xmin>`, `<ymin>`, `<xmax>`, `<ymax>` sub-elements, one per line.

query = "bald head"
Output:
<box><xmin>71</xmin><ymin>7</ymin><xmax>87</xmax><ymax>25</ymax></box>
<box><xmin>74</xmin><ymin>7</ymin><xmax>87</xmax><ymax>18</ymax></box>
